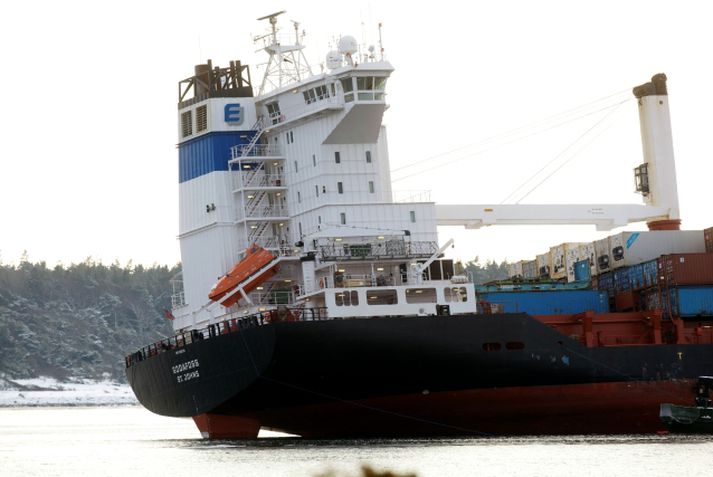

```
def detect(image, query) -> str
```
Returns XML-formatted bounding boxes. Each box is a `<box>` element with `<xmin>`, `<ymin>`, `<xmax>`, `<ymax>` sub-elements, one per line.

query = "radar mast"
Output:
<box><xmin>255</xmin><ymin>10</ymin><xmax>314</xmax><ymax>96</ymax></box>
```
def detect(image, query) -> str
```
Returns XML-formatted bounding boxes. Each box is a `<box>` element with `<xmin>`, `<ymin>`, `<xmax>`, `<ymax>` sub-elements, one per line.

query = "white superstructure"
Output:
<box><xmin>171</xmin><ymin>15</ymin><xmax>467</xmax><ymax>331</ymax></box>
<box><xmin>170</xmin><ymin>15</ymin><xmax>684</xmax><ymax>332</ymax></box>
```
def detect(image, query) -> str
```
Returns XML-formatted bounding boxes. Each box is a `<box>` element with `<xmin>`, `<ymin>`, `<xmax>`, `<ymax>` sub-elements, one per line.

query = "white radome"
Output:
<box><xmin>338</xmin><ymin>35</ymin><xmax>358</xmax><ymax>55</ymax></box>
<box><xmin>326</xmin><ymin>50</ymin><xmax>342</xmax><ymax>70</ymax></box>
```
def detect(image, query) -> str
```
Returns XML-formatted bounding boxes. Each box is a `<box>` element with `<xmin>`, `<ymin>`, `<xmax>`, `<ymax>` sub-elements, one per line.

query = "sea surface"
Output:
<box><xmin>1</xmin><ymin>405</ymin><xmax>712</xmax><ymax>477</ymax></box>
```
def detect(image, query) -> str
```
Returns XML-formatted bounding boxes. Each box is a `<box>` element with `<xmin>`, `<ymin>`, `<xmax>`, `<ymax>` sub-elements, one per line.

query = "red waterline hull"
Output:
<box><xmin>196</xmin><ymin>379</ymin><xmax>696</xmax><ymax>438</ymax></box>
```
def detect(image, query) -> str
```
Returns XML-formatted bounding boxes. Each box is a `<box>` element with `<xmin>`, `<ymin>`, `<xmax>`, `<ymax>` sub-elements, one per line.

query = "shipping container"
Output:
<box><xmin>477</xmin><ymin>290</ymin><xmax>609</xmax><ymax>315</ymax></box>
<box><xmin>670</xmin><ymin>287</ymin><xmax>713</xmax><ymax>317</ymax></box>
<box><xmin>614</xmin><ymin>291</ymin><xmax>637</xmax><ymax>312</ymax></box>
<box><xmin>641</xmin><ymin>288</ymin><xmax>661</xmax><ymax>312</ymax></box>
<box><xmin>508</xmin><ymin>261</ymin><xmax>524</xmax><ymax>279</ymax></box>
<box><xmin>657</xmin><ymin>253</ymin><xmax>713</xmax><ymax>286</ymax></box>
<box><xmin>705</xmin><ymin>227</ymin><xmax>713</xmax><ymax>253</ymax></box>
<box><xmin>597</xmin><ymin>271</ymin><xmax>615</xmax><ymax>297</ymax></box>
<box><xmin>608</xmin><ymin>230</ymin><xmax>705</xmax><ymax>270</ymax></box>
<box><xmin>642</xmin><ymin>286</ymin><xmax>713</xmax><ymax>318</ymax></box>
<box><xmin>578</xmin><ymin>242</ymin><xmax>597</xmax><ymax>277</ymax></box>
<box><xmin>549</xmin><ymin>243</ymin><xmax>583</xmax><ymax>282</ymax></box>
<box><xmin>609</xmin><ymin>259</ymin><xmax>658</xmax><ymax>295</ymax></box>
<box><xmin>594</xmin><ymin>237</ymin><xmax>611</xmax><ymax>274</ymax></box>
<box><xmin>522</xmin><ymin>260</ymin><xmax>538</xmax><ymax>279</ymax></box>
<box><xmin>536</xmin><ymin>252</ymin><xmax>551</xmax><ymax>278</ymax></box>
<box><xmin>613</xmin><ymin>267</ymin><xmax>633</xmax><ymax>293</ymax></box>
<box><xmin>574</xmin><ymin>260</ymin><xmax>591</xmax><ymax>282</ymax></box>
<box><xmin>628</xmin><ymin>259</ymin><xmax>658</xmax><ymax>290</ymax></box>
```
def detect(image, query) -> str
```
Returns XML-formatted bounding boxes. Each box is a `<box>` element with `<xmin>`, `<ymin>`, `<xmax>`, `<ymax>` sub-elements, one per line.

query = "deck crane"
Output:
<box><xmin>436</xmin><ymin>74</ymin><xmax>682</xmax><ymax>232</ymax></box>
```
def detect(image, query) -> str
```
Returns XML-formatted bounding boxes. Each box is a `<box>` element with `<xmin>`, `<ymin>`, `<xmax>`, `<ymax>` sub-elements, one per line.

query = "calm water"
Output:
<box><xmin>1</xmin><ymin>406</ymin><xmax>712</xmax><ymax>477</ymax></box>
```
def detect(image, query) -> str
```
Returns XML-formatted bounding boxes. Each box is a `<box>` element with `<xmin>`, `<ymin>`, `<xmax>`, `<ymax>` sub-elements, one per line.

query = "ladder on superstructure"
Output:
<box><xmin>240</xmin><ymin>116</ymin><xmax>267</xmax><ymax>157</ymax></box>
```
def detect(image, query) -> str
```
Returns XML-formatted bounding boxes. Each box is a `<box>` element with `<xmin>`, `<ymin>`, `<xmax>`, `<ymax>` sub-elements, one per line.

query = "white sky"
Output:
<box><xmin>1</xmin><ymin>0</ymin><xmax>712</xmax><ymax>266</ymax></box>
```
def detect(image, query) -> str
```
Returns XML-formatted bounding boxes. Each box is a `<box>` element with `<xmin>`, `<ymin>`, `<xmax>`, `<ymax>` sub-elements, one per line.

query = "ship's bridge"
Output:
<box><xmin>332</xmin><ymin>62</ymin><xmax>392</xmax><ymax>103</ymax></box>
<box><xmin>253</xmin><ymin>61</ymin><xmax>394</xmax><ymax>143</ymax></box>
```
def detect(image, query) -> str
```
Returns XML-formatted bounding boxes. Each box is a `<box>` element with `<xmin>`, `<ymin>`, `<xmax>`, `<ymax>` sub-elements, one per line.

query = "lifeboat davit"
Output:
<box><xmin>208</xmin><ymin>245</ymin><xmax>279</xmax><ymax>307</ymax></box>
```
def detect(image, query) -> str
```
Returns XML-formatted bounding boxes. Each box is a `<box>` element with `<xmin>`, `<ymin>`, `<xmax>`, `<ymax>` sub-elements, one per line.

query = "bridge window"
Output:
<box><xmin>303</xmin><ymin>84</ymin><xmax>331</xmax><ymax>105</ymax></box>
<box><xmin>366</xmin><ymin>150</ymin><xmax>372</xmax><ymax>163</ymax></box>
<box><xmin>506</xmin><ymin>341</ymin><xmax>525</xmax><ymax>350</ymax></box>
<box><xmin>369</xmin><ymin>181</ymin><xmax>375</xmax><ymax>193</ymax></box>
<box><xmin>266</xmin><ymin>101</ymin><xmax>281</xmax><ymax>124</ymax></box>
<box><xmin>410</xmin><ymin>211</ymin><xmax>416</xmax><ymax>223</ymax></box>
<box><xmin>341</xmin><ymin>78</ymin><xmax>354</xmax><ymax>102</ymax></box>
<box><xmin>405</xmin><ymin>288</ymin><xmax>437</xmax><ymax>304</ymax></box>
<box><xmin>303</xmin><ymin>89</ymin><xmax>316</xmax><ymax>104</ymax></box>
<box><xmin>315</xmin><ymin>85</ymin><xmax>328</xmax><ymax>100</ymax></box>
<box><xmin>356</xmin><ymin>76</ymin><xmax>388</xmax><ymax>101</ymax></box>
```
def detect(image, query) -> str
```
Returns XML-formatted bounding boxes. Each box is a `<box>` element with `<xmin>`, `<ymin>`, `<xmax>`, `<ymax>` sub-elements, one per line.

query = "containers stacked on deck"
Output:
<box><xmin>592</xmin><ymin>231</ymin><xmax>709</xmax><ymax>316</ymax></box>
<box><xmin>498</xmin><ymin>229</ymin><xmax>713</xmax><ymax>319</ymax></box>
<box><xmin>507</xmin><ymin>243</ymin><xmax>589</xmax><ymax>283</ymax></box>
<box><xmin>593</xmin><ymin>231</ymin><xmax>713</xmax><ymax>318</ymax></box>
<box><xmin>641</xmin><ymin>253</ymin><xmax>713</xmax><ymax>318</ymax></box>
<box><xmin>597</xmin><ymin>231</ymin><xmax>704</xmax><ymax>273</ymax></box>
<box><xmin>506</xmin><ymin>231</ymin><xmax>706</xmax><ymax>282</ymax></box>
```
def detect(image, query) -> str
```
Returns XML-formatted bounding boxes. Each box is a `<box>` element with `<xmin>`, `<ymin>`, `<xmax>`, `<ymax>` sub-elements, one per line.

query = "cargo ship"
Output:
<box><xmin>125</xmin><ymin>12</ymin><xmax>713</xmax><ymax>438</ymax></box>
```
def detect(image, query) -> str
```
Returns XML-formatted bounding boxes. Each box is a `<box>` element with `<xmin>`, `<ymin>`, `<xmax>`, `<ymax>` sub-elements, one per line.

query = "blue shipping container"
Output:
<box><xmin>597</xmin><ymin>272</ymin><xmax>615</xmax><ymax>297</ymax></box>
<box><xmin>670</xmin><ymin>286</ymin><xmax>713</xmax><ymax>317</ymax></box>
<box><xmin>613</xmin><ymin>267</ymin><xmax>632</xmax><ymax>292</ymax></box>
<box><xmin>574</xmin><ymin>260</ymin><xmax>591</xmax><ymax>281</ymax></box>
<box><xmin>630</xmin><ymin>260</ymin><xmax>658</xmax><ymax>290</ymax></box>
<box><xmin>642</xmin><ymin>286</ymin><xmax>713</xmax><ymax>318</ymax></box>
<box><xmin>610</xmin><ymin>259</ymin><xmax>658</xmax><ymax>295</ymax></box>
<box><xmin>477</xmin><ymin>290</ymin><xmax>610</xmax><ymax>315</ymax></box>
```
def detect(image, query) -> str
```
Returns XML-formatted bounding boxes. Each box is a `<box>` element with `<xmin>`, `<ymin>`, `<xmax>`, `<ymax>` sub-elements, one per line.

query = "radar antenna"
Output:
<box><xmin>255</xmin><ymin>10</ymin><xmax>313</xmax><ymax>96</ymax></box>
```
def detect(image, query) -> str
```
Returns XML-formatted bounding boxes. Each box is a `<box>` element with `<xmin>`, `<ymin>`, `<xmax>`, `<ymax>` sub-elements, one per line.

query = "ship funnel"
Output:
<box><xmin>633</xmin><ymin>73</ymin><xmax>681</xmax><ymax>230</ymax></box>
<box><xmin>194</xmin><ymin>63</ymin><xmax>212</xmax><ymax>98</ymax></box>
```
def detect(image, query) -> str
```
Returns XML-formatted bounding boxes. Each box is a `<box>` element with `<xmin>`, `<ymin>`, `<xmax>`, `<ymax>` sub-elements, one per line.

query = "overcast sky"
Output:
<box><xmin>1</xmin><ymin>0</ymin><xmax>712</xmax><ymax>266</ymax></box>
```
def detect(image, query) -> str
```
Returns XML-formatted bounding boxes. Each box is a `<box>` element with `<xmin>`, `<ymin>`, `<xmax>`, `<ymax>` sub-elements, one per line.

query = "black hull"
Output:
<box><xmin>126</xmin><ymin>313</ymin><xmax>713</xmax><ymax>436</ymax></box>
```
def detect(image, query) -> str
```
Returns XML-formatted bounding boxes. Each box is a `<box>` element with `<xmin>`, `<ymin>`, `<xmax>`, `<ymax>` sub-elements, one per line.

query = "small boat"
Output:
<box><xmin>660</xmin><ymin>376</ymin><xmax>713</xmax><ymax>433</ymax></box>
<box><xmin>208</xmin><ymin>245</ymin><xmax>280</xmax><ymax>307</ymax></box>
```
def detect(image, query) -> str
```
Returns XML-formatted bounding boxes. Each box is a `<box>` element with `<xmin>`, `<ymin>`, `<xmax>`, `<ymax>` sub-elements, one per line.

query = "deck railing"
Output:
<box><xmin>125</xmin><ymin>307</ymin><xmax>329</xmax><ymax>368</ymax></box>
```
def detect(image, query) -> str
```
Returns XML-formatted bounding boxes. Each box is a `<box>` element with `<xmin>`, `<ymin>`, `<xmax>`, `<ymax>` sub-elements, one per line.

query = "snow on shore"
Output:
<box><xmin>0</xmin><ymin>376</ymin><xmax>137</xmax><ymax>407</ymax></box>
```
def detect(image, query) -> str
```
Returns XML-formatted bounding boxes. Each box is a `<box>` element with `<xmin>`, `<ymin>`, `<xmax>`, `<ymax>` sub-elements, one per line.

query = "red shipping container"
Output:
<box><xmin>614</xmin><ymin>291</ymin><xmax>636</xmax><ymax>312</ymax></box>
<box><xmin>705</xmin><ymin>227</ymin><xmax>713</xmax><ymax>253</ymax></box>
<box><xmin>657</xmin><ymin>253</ymin><xmax>713</xmax><ymax>286</ymax></box>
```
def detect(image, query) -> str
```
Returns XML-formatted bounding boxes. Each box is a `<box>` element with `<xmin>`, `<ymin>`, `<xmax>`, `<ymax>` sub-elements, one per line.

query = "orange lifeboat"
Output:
<box><xmin>208</xmin><ymin>245</ymin><xmax>279</xmax><ymax>307</ymax></box>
